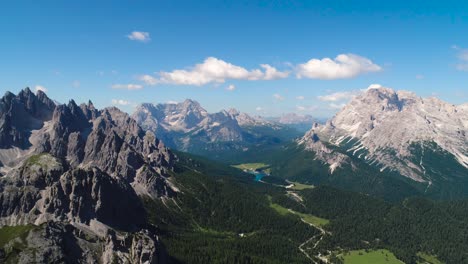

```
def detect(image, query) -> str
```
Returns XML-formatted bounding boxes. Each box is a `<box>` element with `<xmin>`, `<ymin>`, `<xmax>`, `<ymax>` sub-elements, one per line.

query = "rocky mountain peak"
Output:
<box><xmin>353</xmin><ymin>87</ymin><xmax>404</xmax><ymax>112</ymax></box>
<box><xmin>0</xmin><ymin>88</ymin><xmax>56</xmax><ymax>148</ymax></box>
<box><xmin>0</xmin><ymin>89</ymin><xmax>176</xmax><ymax>262</ymax></box>
<box><xmin>303</xmin><ymin>86</ymin><xmax>468</xmax><ymax>182</ymax></box>
<box><xmin>180</xmin><ymin>99</ymin><xmax>206</xmax><ymax>113</ymax></box>
<box><xmin>227</xmin><ymin>108</ymin><xmax>240</xmax><ymax>116</ymax></box>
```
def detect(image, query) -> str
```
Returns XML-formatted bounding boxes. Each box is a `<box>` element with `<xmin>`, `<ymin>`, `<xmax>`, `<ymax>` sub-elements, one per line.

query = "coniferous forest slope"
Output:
<box><xmin>146</xmin><ymin>152</ymin><xmax>468</xmax><ymax>264</ymax></box>
<box><xmin>0</xmin><ymin>88</ymin><xmax>468</xmax><ymax>264</ymax></box>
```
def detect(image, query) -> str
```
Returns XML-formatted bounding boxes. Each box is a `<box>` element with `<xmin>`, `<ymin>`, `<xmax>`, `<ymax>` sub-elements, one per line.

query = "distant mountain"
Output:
<box><xmin>0</xmin><ymin>88</ymin><xmax>175</xmax><ymax>262</ymax></box>
<box><xmin>132</xmin><ymin>100</ymin><xmax>303</xmax><ymax>161</ymax></box>
<box><xmin>294</xmin><ymin>86</ymin><xmax>468</xmax><ymax>199</ymax></box>
<box><xmin>227</xmin><ymin>108</ymin><xmax>276</xmax><ymax>127</ymax></box>
<box><xmin>267</xmin><ymin>113</ymin><xmax>317</xmax><ymax>132</ymax></box>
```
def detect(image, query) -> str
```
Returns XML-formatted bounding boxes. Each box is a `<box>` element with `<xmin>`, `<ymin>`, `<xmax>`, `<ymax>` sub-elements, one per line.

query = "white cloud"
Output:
<box><xmin>112</xmin><ymin>99</ymin><xmax>131</xmax><ymax>106</ymax></box>
<box><xmin>111</xmin><ymin>83</ymin><xmax>143</xmax><ymax>90</ymax></box>
<box><xmin>226</xmin><ymin>84</ymin><xmax>236</xmax><ymax>91</ymax></box>
<box><xmin>415</xmin><ymin>74</ymin><xmax>424</xmax><ymax>79</ymax></box>
<box><xmin>166</xmin><ymin>100</ymin><xmax>178</xmax><ymax>104</ymax></box>
<box><xmin>141</xmin><ymin>57</ymin><xmax>289</xmax><ymax>86</ymax></box>
<box><xmin>35</xmin><ymin>85</ymin><xmax>47</xmax><ymax>93</ymax></box>
<box><xmin>260</xmin><ymin>64</ymin><xmax>290</xmax><ymax>80</ymax></box>
<box><xmin>138</xmin><ymin>75</ymin><xmax>158</xmax><ymax>85</ymax></box>
<box><xmin>273</xmin><ymin>93</ymin><xmax>285</xmax><ymax>101</ymax></box>
<box><xmin>367</xmin><ymin>84</ymin><xmax>382</xmax><ymax>90</ymax></box>
<box><xmin>318</xmin><ymin>91</ymin><xmax>359</xmax><ymax>102</ymax></box>
<box><xmin>255</xmin><ymin>106</ymin><xmax>263</xmax><ymax>111</ymax></box>
<box><xmin>296</xmin><ymin>53</ymin><xmax>382</xmax><ymax>80</ymax></box>
<box><xmin>296</xmin><ymin>95</ymin><xmax>305</xmax><ymax>100</ymax></box>
<box><xmin>127</xmin><ymin>31</ymin><xmax>151</xmax><ymax>42</ymax></box>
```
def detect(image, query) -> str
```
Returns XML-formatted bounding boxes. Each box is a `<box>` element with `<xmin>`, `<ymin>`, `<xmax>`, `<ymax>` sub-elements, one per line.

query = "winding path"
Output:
<box><xmin>298</xmin><ymin>218</ymin><xmax>328</xmax><ymax>263</ymax></box>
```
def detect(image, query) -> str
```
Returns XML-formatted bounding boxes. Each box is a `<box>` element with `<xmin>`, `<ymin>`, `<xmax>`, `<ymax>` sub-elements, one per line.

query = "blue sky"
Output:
<box><xmin>1</xmin><ymin>0</ymin><xmax>468</xmax><ymax>118</ymax></box>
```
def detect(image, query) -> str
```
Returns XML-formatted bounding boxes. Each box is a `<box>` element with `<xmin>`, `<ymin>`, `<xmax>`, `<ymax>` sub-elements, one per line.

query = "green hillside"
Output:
<box><xmin>143</xmin><ymin>152</ymin><xmax>468</xmax><ymax>264</ymax></box>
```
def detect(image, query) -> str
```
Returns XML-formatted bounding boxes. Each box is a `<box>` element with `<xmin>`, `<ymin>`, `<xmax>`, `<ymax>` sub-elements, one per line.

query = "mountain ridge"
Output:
<box><xmin>298</xmin><ymin>86</ymin><xmax>467</xmax><ymax>197</ymax></box>
<box><xmin>132</xmin><ymin>99</ymin><xmax>304</xmax><ymax>160</ymax></box>
<box><xmin>0</xmin><ymin>88</ymin><xmax>176</xmax><ymax>263</ymax></box>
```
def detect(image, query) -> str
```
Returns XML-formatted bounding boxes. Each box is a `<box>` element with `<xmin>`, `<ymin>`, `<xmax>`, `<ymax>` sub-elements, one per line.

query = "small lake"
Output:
<box><xmin>249</xmin><ymin>171</ymin><xmax>267</xmax><ymax>182</ymax></box>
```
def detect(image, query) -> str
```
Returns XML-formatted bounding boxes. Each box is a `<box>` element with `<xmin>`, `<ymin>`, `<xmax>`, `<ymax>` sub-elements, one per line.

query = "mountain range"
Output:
<box><xmin>132</xmin><ymin>100</ymin><xmax>305</xmax><ymax>160</ymax></box>
<box><xmin>1</xmin><ymin>87</ymin><xmax>468</xmax><ymax>264</ymax></box>
<box><xmin>267</xmin><ymin>113</ymin><xmax>317</xmax><ymax>132</ymax></box>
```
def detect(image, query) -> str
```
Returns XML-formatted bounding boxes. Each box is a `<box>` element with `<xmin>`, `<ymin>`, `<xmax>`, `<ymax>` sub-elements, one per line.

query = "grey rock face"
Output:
<box><xmin>0</xmin><ymin>221</ymin><xmax>160</xmax><ymax>264</ymax></box>
<box><xmin>132</xmin><ymin>100</ymin><xmax>245</xmax><ymax>151</ymax></box>
<box><xmin>299</xmin><ymin>129</ymin><xmax>350</xmax><ymax>173</ymax></box>
<box><xmin>300</xmin><ymin>87</ymin><xmax>468</xmax><ymax>183</ymax></box>
<box><xmin>0</xmin><ymin>88</ymin><xmax>175</xmax><ymax>263</ymax></box>
<box><xmin>0</xmin><ymin>88</ymin><xmax>56</xmax><ymax>148</ymax></box>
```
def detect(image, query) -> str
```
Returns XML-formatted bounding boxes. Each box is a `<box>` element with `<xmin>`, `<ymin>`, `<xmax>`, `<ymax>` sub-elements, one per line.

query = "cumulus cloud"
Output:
<box><xmin>273</xmin><ymin>93</ymin><xmax>285</xmax><ymax>101</ymax></box>
<box><xmin>260</xmin><ymin>64</ymin><xmax>290</xmax><ymax>80</ymax></box>
<box><xmin>255</xmin><ymin>106</ymin><xmax>263</xmax><ymax>111</ymax></box>
<box><xmin>127</xmin><ymin>31</ymin><xmax>151</xmax><ymax>42</ymax></box>
<box><xmin>112</xmin><ymin>99</ymin><xmax>131</xmax><ymax>106</ymax></box>
<box><xmin>226</xmin><ymin>84</ymin><xmax>236</xmax><ymax>91</ymax></box>
<box><xmin>111</xmin><ymin>83</ymin><xmax>143</xmax><ymax>90</ymax></box>
<box><xmin>296</xmin><ymin>95</ymin><xmax>305</xmax><ymax>100</ymax></box>
<box><xmin>318</xmin><ymin>91</ymin><xmax>359</xmax><ymax>102</ymax></box>
<box><xmin>296</xmin><ymin>53</ymin><xmax>382</xmax><ymax>80</ymax></box>
<box><xmin>35</xmin><ymin>85</ymin><xmax>47</xmax><ymax>93</ymax></box>
<box><xmin>140</xmin><ymin>57</ymin><xmax>289</xmax><ymax>86</ymax></box>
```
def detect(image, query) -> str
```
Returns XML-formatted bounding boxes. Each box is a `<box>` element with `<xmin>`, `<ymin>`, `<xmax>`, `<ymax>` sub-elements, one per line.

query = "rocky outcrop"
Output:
<box><xmin>0</xmin><ymin>89</ymin><xmax>175</xmax><ymax>197</ymax></box>
<box><xmin>0</xmin><ymin>88</ymin><xmax>55</xmax><ymax>149</ymax></box>
<box><xmin>0</xmin><ymin>88</ymin><xmax>175</xmax><ymax>263</ymax></box>
<box><xmin>0</xmin><ymin>221</ymin><xmax>161</xmax><ymax>264</ymax></box>
<box><xmin>299</xmin><ymin>126</ymin><xmax>350</xmax><ymax>173</ymax></box>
